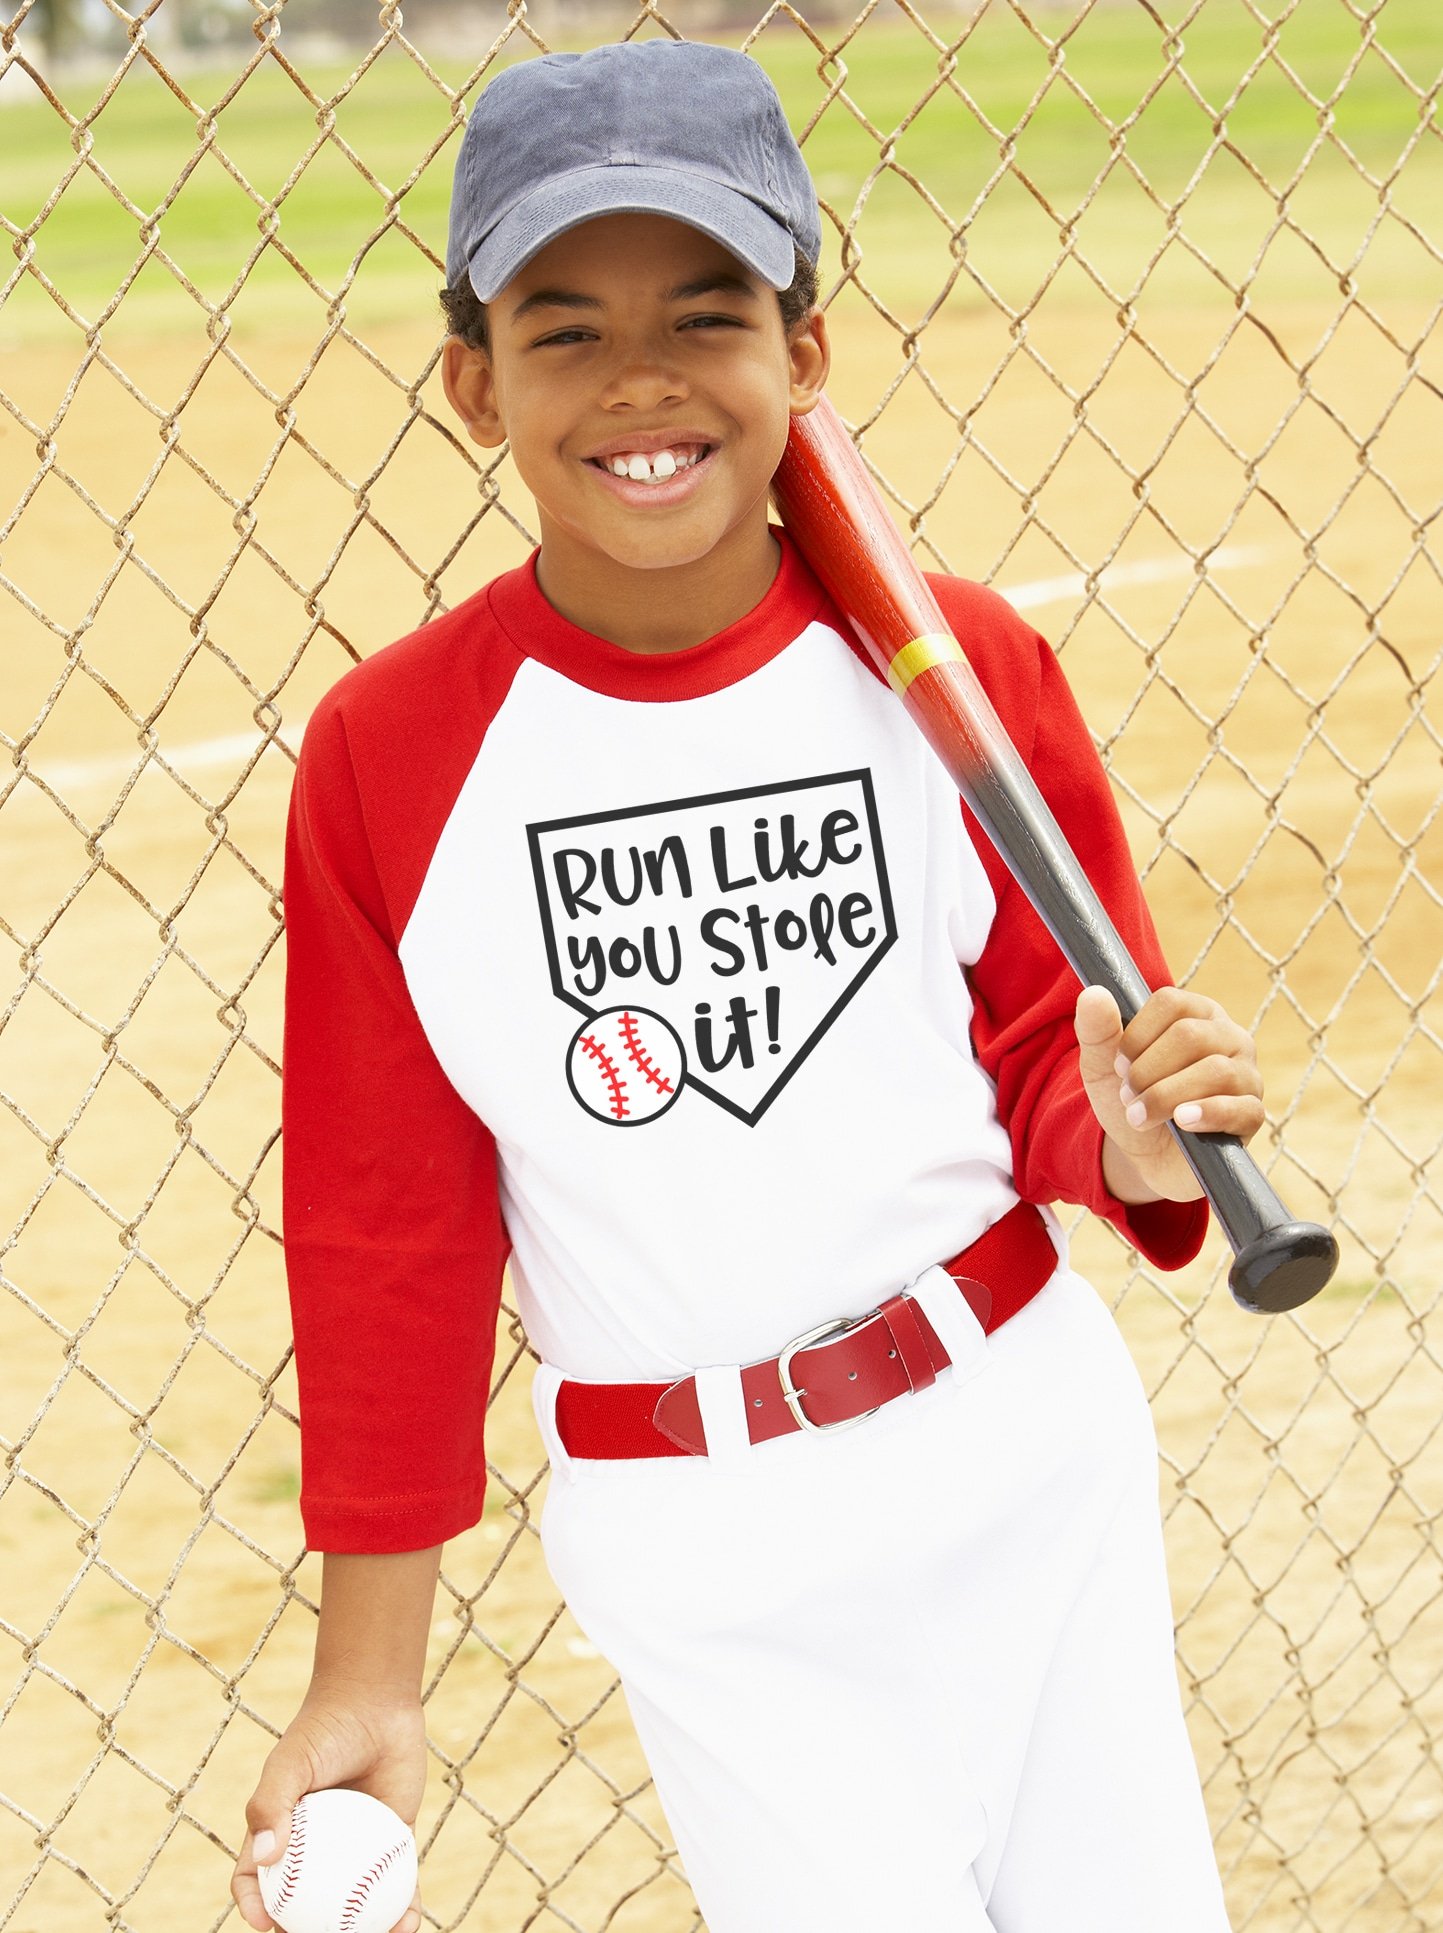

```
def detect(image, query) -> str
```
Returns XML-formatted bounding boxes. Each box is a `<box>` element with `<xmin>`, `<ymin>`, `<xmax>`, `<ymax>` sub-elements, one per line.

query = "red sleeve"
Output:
<box><xmin>282</xmin><ymin>615</ymin><xmax>516</xmax><ymax>1553</ymax></box>
<box><xmin>930</xmin><ymin>576</ymin><xmax>1208</xmax><ymax>1271</ymax></box>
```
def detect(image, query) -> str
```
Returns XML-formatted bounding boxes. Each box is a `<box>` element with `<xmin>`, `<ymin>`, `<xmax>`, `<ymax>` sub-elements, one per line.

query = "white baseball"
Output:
<box><xmin>566</xmin><ymin>1004</ymin><xmax>686</xmax><ymax>1124</ymax></box>
<box><xmin>258</xmin><ymin>1789</ymin><xmax>417</xmax><ymax>1933</ymax></box>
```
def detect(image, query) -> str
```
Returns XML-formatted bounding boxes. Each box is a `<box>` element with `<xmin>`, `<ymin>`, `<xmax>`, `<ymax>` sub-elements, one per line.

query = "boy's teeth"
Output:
<box><xmin>605</xmin><ymin>447</ymin><xmax>700</xmax><ymax>482</ymax></box>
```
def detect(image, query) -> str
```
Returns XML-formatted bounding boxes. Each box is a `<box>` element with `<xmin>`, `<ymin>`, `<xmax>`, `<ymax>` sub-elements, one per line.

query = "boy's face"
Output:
<box><xmin>443</xmin><ymin>212</ymin><xmax>828</xmax><ymax>598</ymax></box>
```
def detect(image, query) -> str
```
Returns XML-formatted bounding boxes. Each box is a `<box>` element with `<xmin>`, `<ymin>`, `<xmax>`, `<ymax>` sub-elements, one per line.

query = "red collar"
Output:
<box><xmin>485</xmin><ymin>528</ymin><xmax>831</xmax><ymax>702</ymax></box>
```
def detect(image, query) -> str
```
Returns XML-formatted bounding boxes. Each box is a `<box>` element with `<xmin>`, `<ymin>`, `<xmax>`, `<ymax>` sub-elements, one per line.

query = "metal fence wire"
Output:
<box><xmin>2</xmin><ymin>0</ymin><xmax>1441</xmax><ymax>1926</ymax></box>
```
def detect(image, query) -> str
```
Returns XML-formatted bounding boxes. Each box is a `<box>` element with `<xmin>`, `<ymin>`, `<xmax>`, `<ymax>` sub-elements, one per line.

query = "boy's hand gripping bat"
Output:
<box><xmin>773</xmin><ymin>395</ymin><xmax>1338</xmax><ymax>1314</ymax></box>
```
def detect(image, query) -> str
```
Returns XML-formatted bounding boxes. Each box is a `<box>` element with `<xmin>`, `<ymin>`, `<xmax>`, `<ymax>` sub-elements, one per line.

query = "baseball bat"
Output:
<box><xmin>773</xmin><ymin>394</ymin><xmax>1338</xmax><ymax>1315</ymax></box>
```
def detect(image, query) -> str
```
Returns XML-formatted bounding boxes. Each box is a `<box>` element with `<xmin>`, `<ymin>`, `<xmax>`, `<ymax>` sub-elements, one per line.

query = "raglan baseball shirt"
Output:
<box><xmin>283</xmin><ymin>531</ymin><xmax>1206</xmax><ymax>1553</ymax></box>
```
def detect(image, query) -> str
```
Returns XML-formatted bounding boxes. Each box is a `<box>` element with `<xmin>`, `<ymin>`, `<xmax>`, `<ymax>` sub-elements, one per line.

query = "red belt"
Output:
<box><xmin>554</xmin><ymin>1200</ymin><xmax>1057</xmax><ymax>1460</ymax></box>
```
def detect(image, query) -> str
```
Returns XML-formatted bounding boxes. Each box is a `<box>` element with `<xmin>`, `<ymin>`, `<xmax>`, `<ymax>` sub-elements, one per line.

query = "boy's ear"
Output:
<box><xmin>442</xmin><ymin>338</ymin><xmax>506</xmax><ymax>449</ymax></box>
<box><xmin>787</xmin><ymin>306</ymin><xmax>831</xmax><ymax>418</ymax></box>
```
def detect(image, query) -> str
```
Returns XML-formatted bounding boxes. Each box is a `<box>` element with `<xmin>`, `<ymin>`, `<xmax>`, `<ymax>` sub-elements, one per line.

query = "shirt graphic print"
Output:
<box><xmin>529</xmin><ymin>770</ymin><xmax>897</xmax><ymax>1125</ymax></box>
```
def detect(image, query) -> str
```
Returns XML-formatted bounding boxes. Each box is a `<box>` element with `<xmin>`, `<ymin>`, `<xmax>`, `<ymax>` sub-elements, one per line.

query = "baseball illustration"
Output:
<box><xmin>566</xmin><ymin>1005</ymin><xmax>686</xmax><ymax>1124</ymax></box>
<box><xmin>258</xmin><ymin>1789</ymin><xmax>417</xmax><ymax>1933</ymax></box>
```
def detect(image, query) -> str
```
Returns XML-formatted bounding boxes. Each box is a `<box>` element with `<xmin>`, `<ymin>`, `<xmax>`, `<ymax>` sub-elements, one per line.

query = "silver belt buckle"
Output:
<box><xmin>777</xmin><ymin>1312</ymin><xmax>882</xmax><ymax>1434</ymax></box>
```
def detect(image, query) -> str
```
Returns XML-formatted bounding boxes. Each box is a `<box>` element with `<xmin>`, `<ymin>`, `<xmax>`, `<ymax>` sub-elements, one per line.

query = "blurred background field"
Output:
<box><xmin>2</xmin><ymin>1</ymin><xmax>1442</xmax><ymax>1928</ymax></box>
<box><xmin>5</xmin><ymin>0</ymin><xmax>1442</xmax><ymax>348</ymax></box>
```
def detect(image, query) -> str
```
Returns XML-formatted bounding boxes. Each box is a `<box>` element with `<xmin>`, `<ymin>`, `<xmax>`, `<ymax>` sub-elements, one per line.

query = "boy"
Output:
<box><xmin>233</xmin><ymin>41</ymin><xmax>1261</xmax><ymax>1933</ymax></box>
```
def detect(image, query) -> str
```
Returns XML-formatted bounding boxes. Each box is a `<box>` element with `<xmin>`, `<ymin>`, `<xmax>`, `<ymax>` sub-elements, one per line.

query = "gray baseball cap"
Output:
<box><xmin>446</xmin><ymin>41</ymin><xmax>822</xmax><ymax>304</ymax></box>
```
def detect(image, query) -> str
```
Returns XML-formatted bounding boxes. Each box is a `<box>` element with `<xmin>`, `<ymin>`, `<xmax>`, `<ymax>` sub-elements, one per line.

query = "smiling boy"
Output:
<box><xmin>233</xmin><ymin>41</ymin><xmax>1256</xmax><ymax>1932</ymax></box>
<box><xmin>446</xmin><ymin>216</ymin><xmax>826</xmax><ymax>646</ymax></box>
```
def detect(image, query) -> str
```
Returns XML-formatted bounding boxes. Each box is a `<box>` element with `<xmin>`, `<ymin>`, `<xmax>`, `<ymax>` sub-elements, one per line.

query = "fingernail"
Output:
<box><xmin>1114</xmin><ymin>1053</ymin><xmax>1130</xmax><ymax>1078</ymax></box>
<box><xmin>1125</xmin><ymin>1100</ymin><xmax>1147</xmax><ymax>1128</ymax></box>
<box><xmin>1119</xmin><ymin>1082</ymin><xmax>1136</xmax><ymax>1106</ymax></box>
<box><xmin>253</xmin><ymin>1830</ymin><xmax>276</xmax><ymax>1865</ymax></box>
<box><xmin>1174</xmin><ymin>1102</ymin><xmax>1203</xmax><ymax>1127</ymax></box>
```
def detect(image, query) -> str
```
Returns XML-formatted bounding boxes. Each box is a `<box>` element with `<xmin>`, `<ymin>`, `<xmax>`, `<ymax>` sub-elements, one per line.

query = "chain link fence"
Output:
<box><xmin>2</xmin><ymin>0</ymin><xmax>1440</xmax><ymax>1926</ymax></box>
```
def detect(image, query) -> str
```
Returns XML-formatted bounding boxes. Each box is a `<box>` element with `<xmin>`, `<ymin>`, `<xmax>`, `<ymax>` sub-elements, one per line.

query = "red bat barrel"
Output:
<box><xmin>772</xmin><ymin>394</ymin><xmax>1338</xmax><ymax>1315</ymax></box>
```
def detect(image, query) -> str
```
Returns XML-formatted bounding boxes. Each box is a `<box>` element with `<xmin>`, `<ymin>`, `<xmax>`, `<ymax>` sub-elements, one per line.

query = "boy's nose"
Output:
<box><xmin>597</xmin><ymin>353</ymin><xmax>689</xmax><ymax>411</ymax></box>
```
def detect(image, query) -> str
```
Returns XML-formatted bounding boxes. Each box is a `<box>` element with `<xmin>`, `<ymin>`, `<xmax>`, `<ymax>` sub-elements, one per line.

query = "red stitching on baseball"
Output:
<box><xmin>339</xmin><ymin>1839</ymin><xmax>410</xmax><ymax>1933</ymax></box>
<box><xmin>268</xmin><ymin>1799</ymin><xmax>308</xmax><ymax>1915</ymax></box>
<box><xmin>618</xmin><ymin>1010</ymin><xmax>674</xmax><ymax>1095</ymax></box>
<box><xmin>579</xmin><ymin>1032</ymin><xmax>629</xmax><ymax>1119</ymax></box>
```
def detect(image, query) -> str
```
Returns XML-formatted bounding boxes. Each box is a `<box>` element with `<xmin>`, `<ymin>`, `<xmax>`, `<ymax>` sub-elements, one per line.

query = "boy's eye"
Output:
<box><xmin>530</xmin><ymin>313</ymin><xmax>745</xmax><ymax>347</ymax></box>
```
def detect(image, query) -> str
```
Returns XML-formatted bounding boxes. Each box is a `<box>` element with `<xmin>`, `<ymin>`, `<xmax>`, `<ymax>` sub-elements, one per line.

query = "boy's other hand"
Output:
<box><xmin>1075</xmin><ymin>984</ymin><xmax>1264</xmax><ymax>1205</ymax></box>
<box><xmin>231</xmin><ymin>1686</ymin><xmax>426</xmax><ymax>1932</ymax></box>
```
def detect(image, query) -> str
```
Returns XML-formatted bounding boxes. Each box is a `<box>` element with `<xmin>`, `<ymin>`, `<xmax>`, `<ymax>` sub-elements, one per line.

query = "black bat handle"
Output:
<box><xmin>953</xmin><ymin>711</ymin><xmax>1339</xmax><ymax>1314</ymax></box>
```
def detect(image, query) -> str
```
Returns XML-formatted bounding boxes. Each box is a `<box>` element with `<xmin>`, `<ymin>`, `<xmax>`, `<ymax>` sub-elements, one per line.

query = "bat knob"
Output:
<box><xmin>1227</xmin><ymin>1221</ymin><xmax>1340</xmax><ymax>1313</ymax></box>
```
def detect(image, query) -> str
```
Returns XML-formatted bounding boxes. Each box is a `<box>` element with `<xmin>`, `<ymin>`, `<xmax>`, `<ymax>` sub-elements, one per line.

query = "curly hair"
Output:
<box><xmin>440</xmin><ymin>244</ymin><xmax>820</xmax><ymax>352</ymax></box>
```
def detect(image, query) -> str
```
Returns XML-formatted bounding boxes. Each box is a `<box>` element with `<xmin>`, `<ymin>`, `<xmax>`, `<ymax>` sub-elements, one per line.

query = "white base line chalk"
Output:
<box><xmin>26</xmin><ymin>547</ymin><xmax>1269</xmax><ymax>794</ymax></box>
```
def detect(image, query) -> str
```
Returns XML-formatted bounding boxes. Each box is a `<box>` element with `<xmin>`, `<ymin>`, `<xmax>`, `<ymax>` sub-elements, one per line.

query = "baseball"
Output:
<box><xmin>258</xmin><ymin>1789</ymin><xmax>417</xmax><ymax>1933</ymax></box>
<box><xmin>566</xmin><ymin>1005</ymin><xmax>686</xmax><ymax>1124</ymax></box>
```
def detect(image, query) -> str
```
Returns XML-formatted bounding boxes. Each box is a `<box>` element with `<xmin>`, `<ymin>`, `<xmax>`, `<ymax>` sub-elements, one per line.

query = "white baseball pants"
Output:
<box><xmin>534</xmin><ymin>1265</ymin><xmax>1232</xmax><ymax>1932</ymax></box>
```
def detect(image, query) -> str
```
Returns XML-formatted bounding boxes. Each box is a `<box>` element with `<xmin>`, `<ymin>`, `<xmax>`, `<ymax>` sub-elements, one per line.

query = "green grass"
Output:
<box><xmin>1</xmin><ymin>0</ymin><xmax>1438</xmax><ymax>344</ymax></box>
<box><xmin>1314</xmin><ymin>1272</ymin><xmax>1407</xmax><ymax>1307</ymax></box>
<box><xmin>247</xmin><ymin>1464</ymin><xmax>301</xmax><ymax>1506</ymax></box>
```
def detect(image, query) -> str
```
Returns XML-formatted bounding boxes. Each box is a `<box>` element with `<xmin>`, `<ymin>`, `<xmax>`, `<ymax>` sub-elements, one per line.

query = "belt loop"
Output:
<box><xmin>693</xmin><ymin>1364</ymin><xmax>752</xmax><ymax>1470</ymax></box>
<box><xmin>907</xmin><ymin>1265</ymin><xmax>989</xmax><ymax>1386</ymax></box>
<box><xmin>531</xmin><ymin>1361</ymin><xmax>575</xmax><ymax>1479</ymax></box>
<box><xmin>1037</xmin><ymin>1202</ymin><xmax>1068</xmax><ymax>1272</ymax></box>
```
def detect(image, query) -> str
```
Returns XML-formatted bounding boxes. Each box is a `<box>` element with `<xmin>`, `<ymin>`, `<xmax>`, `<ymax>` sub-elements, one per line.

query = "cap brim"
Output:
<box><xmin>465</xmin><ymin>164</ymin><xmax>798</xmax><ymax>304</ymax></box>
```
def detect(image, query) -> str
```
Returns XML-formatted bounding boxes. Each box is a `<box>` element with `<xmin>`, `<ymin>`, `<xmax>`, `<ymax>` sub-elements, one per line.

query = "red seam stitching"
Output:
<box><xmin>268</xmin><ymin>1801</ymin><xmax>308</xmax><ymax>1913</ymax></box>
<box><xmin>338</xmin><ymin>1838</ymin><xmax>410</xmax><ymax>1933</ymax></box>
<box><xmin>578</xmin><ymin>1032</ymin><xmax>628</xmax><ymax>1118</ymax></box>
<box><xmin>618</xmin><ymin>1009</ymin><xmax>674</xmax><ymax>1094</ymax></box>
